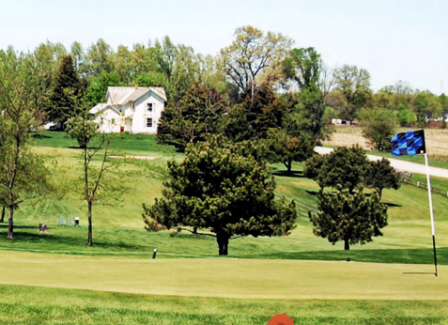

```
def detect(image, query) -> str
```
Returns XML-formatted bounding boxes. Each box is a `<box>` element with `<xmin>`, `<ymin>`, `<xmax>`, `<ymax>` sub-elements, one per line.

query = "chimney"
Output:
<box><xmin>134</xmin><ymin>83</ymin><xmax>139</xmax><ymax>90</ymax></box>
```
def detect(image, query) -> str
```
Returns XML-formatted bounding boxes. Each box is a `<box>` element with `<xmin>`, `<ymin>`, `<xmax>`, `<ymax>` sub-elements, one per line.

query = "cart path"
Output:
<box><xmin>314</xmin><ymin>147</ymin><xmax>448</xmax><ymax>179</ymax></box>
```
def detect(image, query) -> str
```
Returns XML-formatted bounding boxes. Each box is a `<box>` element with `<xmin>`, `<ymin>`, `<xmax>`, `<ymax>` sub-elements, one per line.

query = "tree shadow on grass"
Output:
<box><xmin>68</xmin><ymin>146</ymin><xmax>101</xmax><ymax>150</ymax></box>
<box><xmin>0</xmin><ymin>230</ymin><xmax>149</xmax><ymax>252</ymax></box>
<box><xmin>32</xmin><ymin>134</ymin><xmax>52</xmax><ymax>139</ymax></box>
<box><xmin>0</xmin><ymin>225</ymin><xmax>38</xmax><ymax>230</ymax></box>
<box><xmin>306</xmin><ymin>190</ymin><xmax>320</xmax><ymax>196</ymax></box>
<box><xmin>272</xmin><ymin>170</ymin><xmax>305</xmax><ymax>178</ymax></box>
<box><xmin>250</xmin><ymin>247</ymin><xmax>448</xmax><ymax>265</ymax></box>
<box><xmin>383</xmin><ymin>202</ymin><xmax>402</xmax><ymax>207</ymax></box>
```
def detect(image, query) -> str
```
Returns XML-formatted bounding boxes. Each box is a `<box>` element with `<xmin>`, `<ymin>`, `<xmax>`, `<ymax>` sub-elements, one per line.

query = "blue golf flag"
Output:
<box><xmin>390</xmin><ymin>130</ymin><xmax>426</xmax><ymax>156</ymax></box>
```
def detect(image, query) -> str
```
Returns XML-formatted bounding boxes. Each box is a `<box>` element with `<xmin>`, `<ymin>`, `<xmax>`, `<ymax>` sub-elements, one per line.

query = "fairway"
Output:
<box><xmin>0</xmin><ymin>250</ymin><xmax>446</xmax><ymax>300</ymax></box>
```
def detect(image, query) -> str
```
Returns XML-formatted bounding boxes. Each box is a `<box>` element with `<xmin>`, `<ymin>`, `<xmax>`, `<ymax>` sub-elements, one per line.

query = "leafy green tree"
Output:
<box><xmin>282</xmin><ymin>47</ymin><xmax>321</xmax><ymax>89</ymax></box>
<box><xmin>413</xmin><ymin>92</ymin><xmax>427</xmax><ymax>125</ymax></box>
<box><xmin>65</xmin><ymin>115</ymin><xmax>98</xmax><ymax>149</ymax></box>
<box><xmin>82</xmin><ymin>39</ymin><xmax>115</xmax><ymax>78</ymax></box>
<box><xmin>0</xmin><ymin>49</ymin><xmax>51</xmax><ymax>239</ymax></box>
<box><xmin>397</xmin><ymin>106</ymin><xmax>417</xmax><ymax>127</ymax></box>
<box><xmin>309</xmin><ymin>187</ymin><xmax>388</xmax><ymax>250</ymax></box>
<box><xmin>48</xmin><ymin>54</ymin><xmax>83</xmax><ymax>124</ymax></box>
<box><xmin>359</xmin><ymin>108</ymin><xmax>397</xmax><ymax>151</ymax></box>
<box><xmin>333</xmin><ymin>65</ymin><xmax>372</xmax><ymax>120</ymax></box>
<box><xmin>86</xmin><ymin>71</ymin><xmax>121</xmax><ymax>106</ymax></box>
<box><xmin>293</xmin><ymin>85</ymin><xmax>328</xmax><ymax>142</ymax></box>
<box><xmin>265</xmin><ymin>128</ymin><xmax>315</xmax><ymax>174</ymax></box>
<box><xmin>71</xmin><ymin>115</ymin><xmax>124</xmax><ymax>246</ymax></box>
<box><xmin>166</xmin><ymin>44</ymin><xmax>201</xmax><ymax>105</ymax></box>
<box><xmin>304</xmin><ymin>146</ymin><xmax>368</xmax><ymax>193</ymax></box>
<box><xmin>282</xmin><ymin>48</ymin><xmax>330</xmax><ymax>142</ymax></box>
<box><xmin>143</xmin><ymin>136</ymin><xmax>298</xmax><ymax>255</ymax></box>
<box><xmin>157</xmin><ymin>84</ymin><xmax>227</xmax><ymax>151</ymax></box>
<box><xmin>70</xmin><ymin>41</ymin><xmax>84</xmax><ymax>71</ymax></box>
<box><xmin>364</xmin><ymin>158</ymin><xmax>401</xmax><ymax>198</ymax></box>
<box><xmin>219</xmin><ymin>26</ymin><xmax>293</xmax><ymax>97</ymax></box>
<box><xmin>134</xmin><ymin>71</ymin><xmax>167</xmax><ymax>88</ymax></box>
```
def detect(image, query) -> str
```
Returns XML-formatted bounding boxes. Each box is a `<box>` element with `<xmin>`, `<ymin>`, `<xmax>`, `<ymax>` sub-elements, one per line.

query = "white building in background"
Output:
<box><xmin>90</xmin><ymin>85</ymin><xmax>166</xmax><ymax>134</ymax></box>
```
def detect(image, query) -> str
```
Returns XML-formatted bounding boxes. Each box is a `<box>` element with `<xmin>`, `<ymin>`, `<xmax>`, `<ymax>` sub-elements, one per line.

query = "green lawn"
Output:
<box><xmin>0</xmin><ymin>133</ymin><xmax>447</xmax><ymax>265</ymax></box>
<box><xmin>1</xmin><ymin>284</ymin><xmax>447</xmax><ymax>325</ymax></box>
<box><xmin>2</xmin><ymin>133</ymin><xmax>448</xmax><ymax>324</ymax></box>
<box><xmin>33</xmin><ymin>131</ymin><xmax>178</xmax><ymax>156</ymax></box>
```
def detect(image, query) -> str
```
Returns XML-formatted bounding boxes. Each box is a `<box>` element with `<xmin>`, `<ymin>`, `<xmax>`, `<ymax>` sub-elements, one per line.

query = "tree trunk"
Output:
<box><xmin>7</xmin><ymin>206</ymin><xmax>14</xmax><ymax>239</ymax></box>
<box><xmin>87</xmin><ymin>201</ymin><xmax>93</xmax><ymax>246</ymax></box>
<box><xmin>284</xmin><ymin>158</ymin><xmax>292</xmax><ymax>174</ymax></box>
<box><xmin>344</xmin><ymin>238</ymin><xmax>350</xmax><ymax>250</ymax></box>
<box><xmin>78</xmin><ymin>139</ymin><xmax>87</xmax><ymax>149</ymax></box>
<box><xmin>216</xmin><ymin>233</ymin><xmax>229</xmax><ymax>256</ymax></box>
<box><xmin>0</xmin><ymin>206</ymin><xmax>5</xmax><ymax>223</ymax></box>
<box><xmin>379</xmin><ymin>188</ymin><xmax>383</xmax><ymax>199</ymax></box>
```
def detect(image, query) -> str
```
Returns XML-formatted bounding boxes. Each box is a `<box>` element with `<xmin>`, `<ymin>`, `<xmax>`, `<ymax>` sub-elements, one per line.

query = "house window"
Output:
<box><xmin>112</xmin><ymin>119</ymin><xmax>116</xmax><ymax>125</ymax></box>
<box><xmin>146</xmin><ymin>118</ymin><xmax>153</xmax><ymax>128</ymax></box>
<box><xmin>147</xmin><ymin>103</ymin><xmax>153</xmax><ymax>112</ymax></box>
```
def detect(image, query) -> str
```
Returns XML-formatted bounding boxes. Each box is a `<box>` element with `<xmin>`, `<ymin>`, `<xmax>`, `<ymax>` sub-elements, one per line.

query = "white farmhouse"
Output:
<box><xmin>90</xmin><ymin>85</ymin><xmax>166</xmax><ymax>134</ymax></box>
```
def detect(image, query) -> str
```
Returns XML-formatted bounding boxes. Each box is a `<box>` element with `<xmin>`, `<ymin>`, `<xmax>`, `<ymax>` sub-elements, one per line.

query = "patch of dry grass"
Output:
<box><xmin>324</xmin><ymin>127</ymin><xmax>448</xmax><ymax>156</ymax></box>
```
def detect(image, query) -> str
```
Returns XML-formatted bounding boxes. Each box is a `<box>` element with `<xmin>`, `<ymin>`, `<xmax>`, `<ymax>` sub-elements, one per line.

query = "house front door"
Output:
<box><xmin>120</xmin><ymin>126</ymin><xmax>124</xmax><ymax>133</ymax></box>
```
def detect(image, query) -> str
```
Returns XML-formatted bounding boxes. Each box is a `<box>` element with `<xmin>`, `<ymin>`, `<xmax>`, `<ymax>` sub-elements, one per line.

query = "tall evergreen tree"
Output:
<box><xmin>48</xmin><ymin>54</ymin><xmax>83</xmax><ymax>124</ymax></box>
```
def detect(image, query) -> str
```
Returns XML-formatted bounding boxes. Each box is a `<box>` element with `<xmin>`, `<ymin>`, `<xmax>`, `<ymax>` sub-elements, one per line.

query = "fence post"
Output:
<box><xmin>417</xmin><ymin>181</ymin><xmax>420</xmax><ymax>187</ymax></box>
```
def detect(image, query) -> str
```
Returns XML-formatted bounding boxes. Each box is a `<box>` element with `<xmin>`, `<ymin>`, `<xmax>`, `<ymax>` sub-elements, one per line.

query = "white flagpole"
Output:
<box><xmin>424</xmin><ymin>153</ymin><xmax>438</xmax><ymax>276</ymax></box>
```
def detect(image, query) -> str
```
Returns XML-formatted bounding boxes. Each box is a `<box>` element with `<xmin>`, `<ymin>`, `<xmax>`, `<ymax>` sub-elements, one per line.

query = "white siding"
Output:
<box><xmin>94</xmin><ymin>88</ymin><xmax>165</xmax><ymax>134</ymax></box>
<box><xmin>131</xmin><ymin>92</ymin><xmax>164</xmax><ymax>134</ymax></box>
<box><xmin>93</xmin><ymin>108</ymin><xmax>121</xmax><ymax>133</ymax></box>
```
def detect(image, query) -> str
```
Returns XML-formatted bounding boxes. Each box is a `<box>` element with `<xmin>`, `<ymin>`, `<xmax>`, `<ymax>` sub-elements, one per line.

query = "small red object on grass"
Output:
<box><xmin>268</xmin><ymin>314</ymin><xmax>294</xmax><ymax>325</ymax></box>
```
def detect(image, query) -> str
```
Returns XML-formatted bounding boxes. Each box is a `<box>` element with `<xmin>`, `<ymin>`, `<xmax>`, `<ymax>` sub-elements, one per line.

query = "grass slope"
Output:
<box><xmin>0</xmin><ymin>133</ymin><xmax>446</xmax><ymax>265</ymax></box>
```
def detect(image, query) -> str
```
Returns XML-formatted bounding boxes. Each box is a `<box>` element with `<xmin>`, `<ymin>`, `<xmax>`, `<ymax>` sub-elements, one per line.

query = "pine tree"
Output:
<box><xmin>143</xmin><ymin>135</ymin><xmax>298</xmax><ymax>255</ymax></box>
<box><xmin>48</xmin><ymin>54</ymin><xmax>83</xmax><ymax>125</ymax></box>
<box><xmin>304</xmin><ymin>146</ymin><xmax>368</xmax><ymax>193</ymax></box>
<box><xmin>309</xmin><ymin>187</ymin><xmax>388</xmax><ymax>250</ymax></box>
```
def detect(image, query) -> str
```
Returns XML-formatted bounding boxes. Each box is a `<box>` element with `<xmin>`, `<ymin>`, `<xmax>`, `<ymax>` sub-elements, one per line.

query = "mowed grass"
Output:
<box><xmin>1</xmin><ymin>133</ymin><xmax>448</xmax><ymax>324</ymax></box>
<box><xmin>1</xmin><ymin>285</ymin><xmax>448</xmax><ymax>325</ymax></box>
<box><xmin>1</xmin><ymin>250</ymin><xmax>448</xmax><ymax>300</ymax></box>
<box><xmin>0</xmin><ymin>133</ymin><xmax>447</xmax><ymax>266</ymax></box>
<box><xmin>33</xmin><ymin>131</ymin><xmax>178</xmax><ymax>156</ymax></box>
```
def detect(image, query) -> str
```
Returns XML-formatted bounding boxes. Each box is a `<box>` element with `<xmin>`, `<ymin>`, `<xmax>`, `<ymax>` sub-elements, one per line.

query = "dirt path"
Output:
<box><xmin>315</xmin><ymin>147</ymin><xmax>448</xmax><ymax>179</ymax></box>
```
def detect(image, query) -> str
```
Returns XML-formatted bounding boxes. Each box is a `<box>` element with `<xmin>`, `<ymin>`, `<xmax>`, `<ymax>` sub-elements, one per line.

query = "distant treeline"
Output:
<box><xmin>1</xmin><ymin>25</ymin><xmax>447</xmax><ymax>139</ymax></box>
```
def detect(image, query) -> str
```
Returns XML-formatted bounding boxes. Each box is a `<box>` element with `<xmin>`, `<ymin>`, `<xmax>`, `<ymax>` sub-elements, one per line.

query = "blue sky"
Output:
<box><xmin>1</xmin><ymin>0</ymin><xmax>446</xmax><ymax>94</ymax></box>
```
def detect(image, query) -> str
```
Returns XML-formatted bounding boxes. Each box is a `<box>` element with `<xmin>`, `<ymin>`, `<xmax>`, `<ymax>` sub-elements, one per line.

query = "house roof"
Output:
<box><xmin>90</xmin><ymin>103</ymin><xmax>107</xmax><ymax>115</ymax></box>
<box><xmin>89</xmin><ymin>103</ymin><xmax>120</xmax><ymax>115</ymax></box>
<box><xmin>106</xmin><ymin>87</ymin><xmax>167</xmax><ymax>105</ymax></box>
